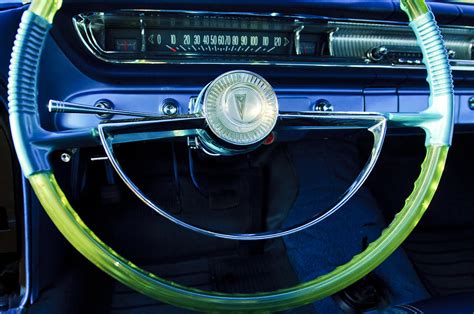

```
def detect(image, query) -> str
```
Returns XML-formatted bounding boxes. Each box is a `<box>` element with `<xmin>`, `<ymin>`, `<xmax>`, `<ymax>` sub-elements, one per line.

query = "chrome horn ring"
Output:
<box><xmin>98</xmin><ymin>70</ymin><xmax>388</xmax><ymax>240</ymax></box>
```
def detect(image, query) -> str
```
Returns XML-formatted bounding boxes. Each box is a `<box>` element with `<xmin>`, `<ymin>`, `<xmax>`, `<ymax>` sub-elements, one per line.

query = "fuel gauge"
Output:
<box><xmin>115</xmin><ymin>39</ymin><xmax>138</xmax><ymax>52</ymax></box>
<box><xmin>105</xmin><ymin>29</ymin><xmax>142</xmax><ymax>52</ymax></box>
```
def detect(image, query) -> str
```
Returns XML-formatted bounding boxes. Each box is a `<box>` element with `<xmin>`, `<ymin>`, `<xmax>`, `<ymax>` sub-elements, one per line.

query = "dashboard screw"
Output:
<box><xmin>448</xmin><ymin>49</ymin><xmax>456</xmax><ymax>59</ymax></box>
<box><xmin>468</xmin><ymin>97</ymin><xmax>474</xmax><ymax>110</ymax></box>
<box><xmin>314</xmin><ymin>99</ymin><xmax>334</xmax><ymax>112</ymax></box>
<box><xmin>61</xmin><ymin>152</ymin><xmax>71</xmax><ymax>163</ymax></box>
<box><xmin>162</xmin><ymin>99</ymin><xmax>179</xmax><ymax>116</ymax></box>
<box><xmin>94</xmin><ymin>100</ymin><xmax>114</xmax><ymax>119</ymax></box>
<box><xmin>187</xmin><ymin>137</ymin><xmax>198</xmax><ymax>150</ymax></box>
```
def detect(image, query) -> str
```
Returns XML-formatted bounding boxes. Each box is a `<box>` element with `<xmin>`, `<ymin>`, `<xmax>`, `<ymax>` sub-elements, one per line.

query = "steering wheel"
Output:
<box><xmin>8</xmin><ymin>0</ymin><xmax>453</xmax><ymax>311</ymax></box>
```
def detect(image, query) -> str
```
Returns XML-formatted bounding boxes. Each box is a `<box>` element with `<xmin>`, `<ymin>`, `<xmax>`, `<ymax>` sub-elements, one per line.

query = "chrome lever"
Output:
<box><xmin>48</xmin><ymin>100</ymin><xmax>161</xmax><ymax>118</ymax></box>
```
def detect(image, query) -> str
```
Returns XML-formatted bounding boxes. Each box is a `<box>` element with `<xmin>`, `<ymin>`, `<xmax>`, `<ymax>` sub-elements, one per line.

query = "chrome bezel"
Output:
<box><xmin>72</xmin><ymin>9</ymin><xmax>474</xmax><ymax>71</ymax></box>
<box><xmin>202</xmin><ymin>70</ymin><xmax>278</xmax><ymax>146</ymax></box>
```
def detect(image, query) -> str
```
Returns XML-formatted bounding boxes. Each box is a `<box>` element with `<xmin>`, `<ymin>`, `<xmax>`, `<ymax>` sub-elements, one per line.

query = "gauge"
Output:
<box><xmin>105</xmin><ymin>29</ymin><xmax>141</xmax><ymax>53</ymax></box>
<box><xmin>145</xmin><ymin>30</ymin><xmax>292</xmax><ymax>56</ymax></box>
<box><xmin>79</xmin><ymin>12</ymin><xmax>327</xmax><ymax>62</ymax></box>
<box><xmin>74</xmin><ymin>11</ymin><xmax>473</xmax><ymax>66</ymax></box>
<box><xmin>115</xmin><ymin>39</ymin><xmax>138</xmax><ymax>51</ymax></box>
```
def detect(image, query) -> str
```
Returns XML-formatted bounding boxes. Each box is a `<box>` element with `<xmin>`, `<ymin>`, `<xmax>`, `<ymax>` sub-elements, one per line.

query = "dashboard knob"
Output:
<box><xmin>468</xmin><ymin>97</ymin><xmax>474</xmax><ymax>111</ymax></box>
<box><xmin>161</xmin><ymin>98</ymin><xmax>180</xmax><ymax>116</ymax></box>
<box><xmin>314</xmin><ymin>99</ymin><xmax>334</xmax><ymax>112</ymax></box>
<box><xmin>94</xmin><ymin>100</ymin><xmax>114</xmax><ymax>119</ymax></box>
<box><xmin>367</xmin><ymin>46</ymin><xmax>388</xmax><ymax>62</ymax></box>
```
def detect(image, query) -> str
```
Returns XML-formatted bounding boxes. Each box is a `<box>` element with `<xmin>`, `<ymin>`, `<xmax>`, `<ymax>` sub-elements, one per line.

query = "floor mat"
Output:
<box><xmin>368</xmin><ymin>134</ymin><xmax>474</xmax><ymax>299</ymax></box>
<box><xmin>282</xmin><ymin>138</ymin><xmax>430</xmax><ymax>313</ymax></box>
<box><xmin>109</xmin><ymin>254</ymin><xmax>314</xmax><ymax>314</ymax></box>
<box><xmin>211</xmin><ymin>254</ymin><xmax>300</xmax><ymax>293</ymax></box>
<box><xmin>404</xmin><ymin>227</ymin><xmax>474</xmax><ymax>296</ymax></box>
<box><xmin>109</xmin><ymin>260</ymin><xmax>210</xmax><ymax>314</ymax></box>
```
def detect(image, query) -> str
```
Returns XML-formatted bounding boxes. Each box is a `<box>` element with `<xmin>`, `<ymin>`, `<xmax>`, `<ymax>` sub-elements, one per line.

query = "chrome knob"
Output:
<box><xmin>95</xmin><ymin>100</ymin><xmax>114</xmax><ymax>119</ymax></box>
<box><xmin>314</xmin><ymin>99</ymin><xmax>334</xmax><ymax>112</ymax></box>
<box><xmin>468</xmin><ymin>96</ymin><xmax>474</xmax><ymax>111</ymax></box>
<box><xmin>367</xmin><ymin>46</ymin><xmax>388</xmax><ymax>62</ymax></box>
<box><xmin>161</xmin><ymin>99</ymin><xmax>179</xmax><ymax>116</ymax></box>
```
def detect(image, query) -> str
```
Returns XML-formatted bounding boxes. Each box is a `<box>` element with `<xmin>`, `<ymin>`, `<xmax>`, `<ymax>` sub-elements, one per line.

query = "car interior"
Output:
<box><xmin>0</xmin><ymin>0</ymin><xmax>473</xmax><ymax>313</ymax></box>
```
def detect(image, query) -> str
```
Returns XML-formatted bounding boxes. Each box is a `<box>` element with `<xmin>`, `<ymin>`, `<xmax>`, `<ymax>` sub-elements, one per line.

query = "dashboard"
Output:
<box><xmin>0</xmin><ymin>3</ymin><xmax>473</xmax><ymax>313</ymax></box>
<box><xmin>2</xmin><ymin>1</ymin><xmax>472</xmax><ymax>135</ymax></box>
<box><xmin>2</xmin><ymin>3</ymin><xmax>474</xmax><ymax>313</ymax></box>
<box><xmin>72</xmin><ymin>10</ymin><xmax>474</xmax><ymax>70</ymax></box>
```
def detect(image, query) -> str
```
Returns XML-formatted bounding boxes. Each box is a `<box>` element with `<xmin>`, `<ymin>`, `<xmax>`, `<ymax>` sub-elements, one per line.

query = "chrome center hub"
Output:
<box><xmin>224</xmin><ymin>86</ymin><xmax>263</xmax><ymax>125</ymax></box>
<box><xmin>202</xmin><ymin>70</ymin><xmax>279</xmax><ymax>146</ymax></box>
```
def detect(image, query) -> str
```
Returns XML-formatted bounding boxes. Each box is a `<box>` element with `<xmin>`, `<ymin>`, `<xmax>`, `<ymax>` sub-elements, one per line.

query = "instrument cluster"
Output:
<box><xmin>73</xmin><ymin>10</ymin><xmax>474</xmax><ymax>70</ymax></box>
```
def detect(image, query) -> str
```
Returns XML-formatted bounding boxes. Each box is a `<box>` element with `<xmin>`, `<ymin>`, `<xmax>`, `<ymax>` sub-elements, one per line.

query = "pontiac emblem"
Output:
<box><xmin>234</xmin><ymin>94</ymin><xmax>247</xmax><ymax>121</ymax></box>
<box><xmin>201</xmin><ymin>70</ymin><xmax>278</xmax><ymax>146</ymax></box>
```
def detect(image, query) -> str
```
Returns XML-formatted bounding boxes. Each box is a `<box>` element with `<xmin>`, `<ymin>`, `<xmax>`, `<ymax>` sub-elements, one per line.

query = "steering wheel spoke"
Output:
<box><xmin>277</xmin><ymin>111</ymin><xmax>386</xmax><ymax>130</ymax></box>
<box><xmin>31</xmin><ymin>128</ymin><xmax>99</xmax><ymax>150</ymax></box>
<box><xmin>98</xmin><ymin>114</ymin><xmax>206</xmax><ymax>145</ymax></box>
<box><xmin>386</xmin><ymin>111</ymin><xmax>444</xmax><ymax>128</ymax></box>
<box><xmin>31</xmin><ymin>112</ymin><xmax>205</xmax><ymax>152</ymax></box>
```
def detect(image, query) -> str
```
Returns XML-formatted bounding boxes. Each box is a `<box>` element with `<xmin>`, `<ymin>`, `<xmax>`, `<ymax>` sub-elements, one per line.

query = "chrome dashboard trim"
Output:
<box><xmin>72</xmin><ymin>9</ymin><xmax>474</xmax><ymax>71</ymax></box>
<box><xmin>328</xmin><ymin>20</ymin><xmax>473</xmax><ymax>60</ymax></box>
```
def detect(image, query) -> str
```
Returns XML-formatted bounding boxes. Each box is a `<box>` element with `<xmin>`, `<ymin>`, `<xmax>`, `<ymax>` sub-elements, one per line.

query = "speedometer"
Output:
<box><xmin>102</xmin><ymin>14</ymin><xmax>294</xmax><ymax>57</ymax></box>
<box><xmin>145</xmin><ymin>30</ymin><xmax>291</xmax><ymax>56</ymax></box>
<box><xmin>75</xmin><ymin>11</ymin><xmax>327</xmax><ymax>63</ymax></box>
<box><xmin>85</xmin><ymin>11</ymin><xmax>301</xmax><ymax>60</ymax></box>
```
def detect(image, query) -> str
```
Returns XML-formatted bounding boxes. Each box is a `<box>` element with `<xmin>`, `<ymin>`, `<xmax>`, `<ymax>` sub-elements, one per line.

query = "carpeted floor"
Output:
<box><xmin>108</xmin><ymin>254</ymin><xmax>314</xmax><ymax>314</ymax></box>
<box><xmin>27</xmin><ymin>136</ymin><xmax>435</xmax><ymax>313</ymax></box>
<box><xmin>404</xmin><ymin>227</ymin><xmax>474</xmax><ymax>297</ymax></box>
<box><xmin>283</xmin><ymin>137</ymin><xmax>430</xmax><ymax>313</ymax></box>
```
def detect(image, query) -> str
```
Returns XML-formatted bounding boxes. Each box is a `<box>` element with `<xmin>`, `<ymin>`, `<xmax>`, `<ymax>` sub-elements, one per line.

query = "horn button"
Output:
<box><xmin>224</xmin><ymin>86</ymin><xmax>263</xmax><ymax>126</ymax></box>
<box><xmin>199</xmin><ymin>71</ymin><xmax>279</xmax><ymax>150</ymax></box>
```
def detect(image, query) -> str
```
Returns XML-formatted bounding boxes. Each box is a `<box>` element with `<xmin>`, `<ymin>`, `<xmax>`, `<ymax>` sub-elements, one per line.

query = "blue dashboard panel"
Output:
<box><xmin>36</xmin><ymin>31</ymin><xmax>469</xmax><ymax>131</ymax></box>
<box><xmin>35</xmin><ymin>34</ymin><xmax>367</xmax><ymax>132</ymax></box>
<box><xmin>57</xmin><ymin>91</ymin><xmax>199</xmax><ymax>129</ymax></box>
<box><xmin>54</xmin><ymin>88</ymin><xmax>469</xmax><ymax>131</ymax></box>
<box><xmin>55</xmin><ymin>0</ymin><xmax>474</xmax><ymax>24</ymax></box>
<box><xmin>57</xmin><ymin>89</ymin><xmax>366</xmax><ymax>130</ymax></box>
<box><xmin>458</xmin><ymin>93</ymin><xmax>474</xmax><ymax>124</ymax></box>
<box><xmin>0</xmin><ymin>3</ymin><xmax>473</xmax><ymax>133</ymax></box>
<box><xmin>398</xmin><ymin>90</ymin><xmax>430</xmax><ymax>113</ymax></box>
<box><xmin>364</xmin><ymin>88</ymin><xmax>398</xmax><ymax>113</ymax></box>
<box><xmin>0</xmin><ymin>1</ymin><xmax>22</xmax><ymax>10</ymax></box>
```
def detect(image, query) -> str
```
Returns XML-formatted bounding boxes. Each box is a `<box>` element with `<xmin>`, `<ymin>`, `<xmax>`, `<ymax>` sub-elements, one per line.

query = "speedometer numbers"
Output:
<box><xmin>86</xmin><ymin>12</ymin><xmax>322</xmax><ymax>62</ymax></box>
<box><xmin>145</xmin><ymin>30</ymin><xmax>291</xmax><ymax>56</ymax></box>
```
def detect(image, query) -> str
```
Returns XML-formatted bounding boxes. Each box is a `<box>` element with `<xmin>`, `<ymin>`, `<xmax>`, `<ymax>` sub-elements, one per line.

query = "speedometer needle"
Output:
<box><xmin>166</xmin><ymin>45</ymin><xmax>177</xmax><ymax>52</ymax></box>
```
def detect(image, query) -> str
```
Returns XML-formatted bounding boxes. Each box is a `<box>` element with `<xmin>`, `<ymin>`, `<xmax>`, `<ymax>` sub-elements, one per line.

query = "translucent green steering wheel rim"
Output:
<box><xmin>8</xmin><ymin>0</ymin><xmax>453</xmax><ymax>312</ymax></box>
